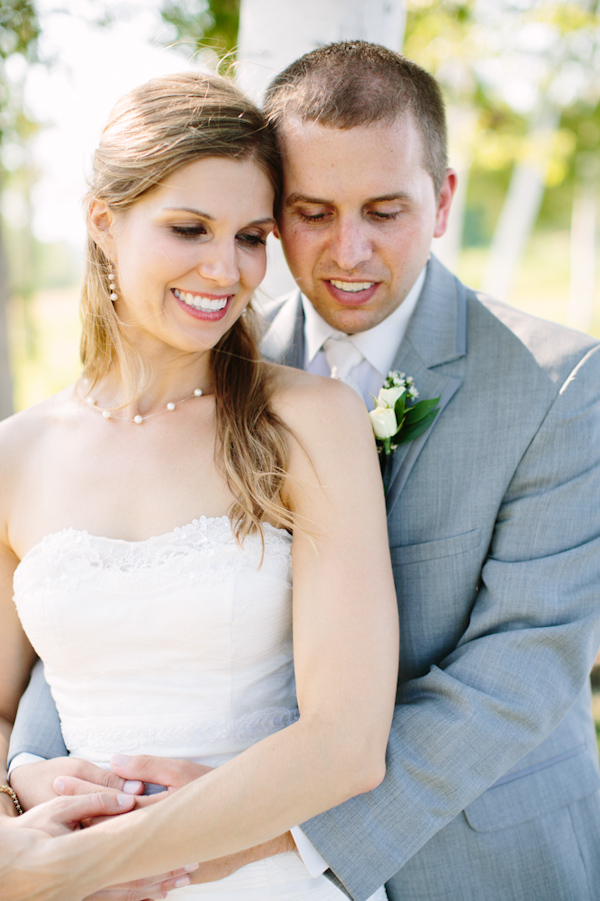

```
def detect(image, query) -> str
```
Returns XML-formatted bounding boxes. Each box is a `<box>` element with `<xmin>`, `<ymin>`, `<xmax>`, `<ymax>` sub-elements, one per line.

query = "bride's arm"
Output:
<box><xmin>0</xmin><ymin>536</ymin><xmax>37</xmax><ymax>819</ymax></box>
<box><xmin>0</xmin><ymin>413</ymin><xmax>49</xmax><ymax>819</ymax></box>
<box><xmin>36</xmin><ymin>375</ymin><xmax>400</xmax><ymax>897</ymax></box>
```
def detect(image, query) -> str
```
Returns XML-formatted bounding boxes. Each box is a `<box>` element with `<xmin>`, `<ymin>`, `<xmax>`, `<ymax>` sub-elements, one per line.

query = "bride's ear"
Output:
<box><xmin>89</xmin><ymin>200</ymin><xmax>116</xmax><ymax>256</ymax></box>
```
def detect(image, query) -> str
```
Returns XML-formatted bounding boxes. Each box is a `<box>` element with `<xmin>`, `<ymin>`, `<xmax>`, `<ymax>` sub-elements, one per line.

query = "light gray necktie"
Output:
<box><xmin>323</xmin><ymin>336</ymin><xmax>365</xmax><ymax>400</ymax></box>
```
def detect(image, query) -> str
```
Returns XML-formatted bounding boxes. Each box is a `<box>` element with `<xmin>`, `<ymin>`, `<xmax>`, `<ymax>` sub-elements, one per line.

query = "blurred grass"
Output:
<box><xmin>8</xmin><ymin>229</ymin><xmax>600</xmax><ymax>412</ymax></box>
<box><xmin>458</xmin><ymin>230</ymin><xmax>600</xmax><ymax>338</ymax></box>
<box><xmin>9</xmin><ymin>284</ymin><xmax>82</xmax><ymax>412</ymax></box>
<box><xmin>592</xmin><ymin>673</ymin><xmax>600</xmax><ymax>756</ymax></box>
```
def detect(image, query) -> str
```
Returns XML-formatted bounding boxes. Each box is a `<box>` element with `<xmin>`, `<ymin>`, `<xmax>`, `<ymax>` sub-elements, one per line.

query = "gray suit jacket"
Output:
<box><xmin>259</xmin><ymin>256</ymin><xmax>600</xmax><ymax>900</ymax></box>
<box><xmin>10</xmin><ymin>257</ymin><xmax>600</xmax><ymax>900</ymax></box>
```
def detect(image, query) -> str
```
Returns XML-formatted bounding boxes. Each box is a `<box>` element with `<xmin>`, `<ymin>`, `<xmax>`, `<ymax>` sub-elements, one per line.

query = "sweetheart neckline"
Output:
<box><xmin>16</xmin><ymin>515</ymin><xmax>291</xmax><ymax>570</ymax></box>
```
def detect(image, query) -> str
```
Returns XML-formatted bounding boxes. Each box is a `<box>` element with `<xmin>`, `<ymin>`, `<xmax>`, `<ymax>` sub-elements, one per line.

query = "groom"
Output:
<box><xmin>9</xmin><ymin>42</ymin><xmax>600</xmax><ymax>900</ymax></box>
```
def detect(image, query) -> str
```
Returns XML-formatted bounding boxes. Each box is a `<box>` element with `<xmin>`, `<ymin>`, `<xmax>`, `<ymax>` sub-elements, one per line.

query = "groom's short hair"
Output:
<box><xmin>263</xmin><ymin>40</ymin><xmax>448</xmax><ymax>196</ymax></box>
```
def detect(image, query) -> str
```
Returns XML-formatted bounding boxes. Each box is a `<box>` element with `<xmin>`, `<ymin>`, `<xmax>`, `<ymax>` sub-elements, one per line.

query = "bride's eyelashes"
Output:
<box><xmin>170</xmin><ymin>224</ymin><xmax>207</xmax><ymax>239</ymax></box>
<box><xmin>169</xmin><ymin>225</ymin><xmax>267</xmax><ymax>248</ymax></box>
<box><xmin>237</xmin><ymin>232</ymin><xmax>267</xmax><ymax>248</ymax></box>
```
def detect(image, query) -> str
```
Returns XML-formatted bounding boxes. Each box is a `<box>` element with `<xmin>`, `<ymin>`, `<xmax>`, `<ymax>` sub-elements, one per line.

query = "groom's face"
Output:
<box><xmin>275</xmin><ymin>114</ymin><xmax>455</xmax><ymax>334</ymax></box>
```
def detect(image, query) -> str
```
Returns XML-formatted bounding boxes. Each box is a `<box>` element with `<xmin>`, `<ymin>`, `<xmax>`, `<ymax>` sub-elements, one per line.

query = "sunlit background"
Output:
<box><xmin>1</xmin><ymin>0</ymin><xmax>599</xmax><ymax>408</ymax></box>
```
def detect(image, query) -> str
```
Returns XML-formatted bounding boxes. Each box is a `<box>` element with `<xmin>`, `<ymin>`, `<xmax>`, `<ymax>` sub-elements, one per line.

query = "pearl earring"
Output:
<box><xmin>108</xmin><ymin>263</ymin><xmax>118</xmax><ymax>301</ymax></box>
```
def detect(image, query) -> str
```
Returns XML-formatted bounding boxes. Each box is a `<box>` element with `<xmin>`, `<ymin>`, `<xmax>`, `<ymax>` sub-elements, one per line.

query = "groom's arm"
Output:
<box><xmin>8</xmin><ymin>659</ymin><xmax>66</xmax><ymax>765</ymax></box>
<box><xmin>300</xmin><ymin>344</ymin><xmax>600</xmax><ymax>900</ymax></box>
<box><xmin>8</xmin><ymin>661</ymin><xmax>132</xmax><ymax>811</ymax></box>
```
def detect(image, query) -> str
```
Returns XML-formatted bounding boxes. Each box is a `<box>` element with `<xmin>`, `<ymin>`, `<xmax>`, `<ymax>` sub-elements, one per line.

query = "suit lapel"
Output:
<box><xmin>260</xmin><ymin>263</ymin><xmax>467</xmax><ymax>520</ymax></box>
<box><xmin>384</xmin><ymin>257</ymin><xmax>466</xmax><ymax>519</ymax></box>
<box><xmin>260</xmin><ymin>290</ymin><xmax>306</xmax><ymax>369</ymax></box>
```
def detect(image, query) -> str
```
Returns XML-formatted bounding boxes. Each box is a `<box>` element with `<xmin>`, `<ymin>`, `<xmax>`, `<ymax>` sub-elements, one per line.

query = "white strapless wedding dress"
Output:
<box><xmin>13</xmin><ymin>517</ymin><xmax>387</xmax><ymax>900</ymax></box>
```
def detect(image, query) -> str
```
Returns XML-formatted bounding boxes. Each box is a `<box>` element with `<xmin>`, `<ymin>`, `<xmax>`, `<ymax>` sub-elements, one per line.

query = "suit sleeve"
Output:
<box><xmin>301</xmin><ymin>344</ymin><xmax>600</xmax><ymax>900</ymax></box>
<box><xmin>8</xmin><ymin>658</ymin><xmax>67</xmax><ymax>766</ymax></box>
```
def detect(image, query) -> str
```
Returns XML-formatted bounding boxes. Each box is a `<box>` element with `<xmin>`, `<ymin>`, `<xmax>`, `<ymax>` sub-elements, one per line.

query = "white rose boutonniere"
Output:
<box><xmin>369</xmin><ymin>371</ymin><xmax>440</xmax><ymax>460</ymax></box>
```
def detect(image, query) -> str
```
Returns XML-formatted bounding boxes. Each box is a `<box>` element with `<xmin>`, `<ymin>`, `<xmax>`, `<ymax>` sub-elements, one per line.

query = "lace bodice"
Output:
<box><xmin>13</xmin><ymin>517</ymin><xmax>297</xmax><ymax>767</ymax></box>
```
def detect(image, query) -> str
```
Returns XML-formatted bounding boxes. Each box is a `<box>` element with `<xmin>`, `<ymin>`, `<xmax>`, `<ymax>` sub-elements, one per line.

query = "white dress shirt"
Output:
<box><xmin>302</xmin><ymin>266</ymin><xmax>426</xmax><ymax>409</ymax></box>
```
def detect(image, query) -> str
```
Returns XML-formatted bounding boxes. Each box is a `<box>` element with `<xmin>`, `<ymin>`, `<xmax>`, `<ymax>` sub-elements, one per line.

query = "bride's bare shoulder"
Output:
<box><xmin>0</xmin><ymin>385</ymin><xmax>77</xmax><ymax>466</ymax></box>
<box><xmin>265</xmin><ymin>362</ymin><xmax>372</xmax><ymax>447</ymax></box>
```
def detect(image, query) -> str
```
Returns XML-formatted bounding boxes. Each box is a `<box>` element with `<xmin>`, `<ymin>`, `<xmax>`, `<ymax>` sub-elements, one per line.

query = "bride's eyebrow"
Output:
<box><xmin>163</xmin><ymin>207</ymin><xmax>275</xmax><ymax>227</ymax></box>
<box><xmin>163</xmin><ymin>207</ymin><xmax>214</xmax><ymax>219</ymax></box>
<box><xmin>246</xmin><ymin>216</ymin><xmax>277</xmax><ymax>227</ymax></box>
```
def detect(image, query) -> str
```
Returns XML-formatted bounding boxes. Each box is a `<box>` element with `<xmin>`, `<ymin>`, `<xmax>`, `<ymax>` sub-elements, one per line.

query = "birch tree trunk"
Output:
<box><xmin>0</xmin><ymin>213</ymin><xmax>15</xmax><ymax>419</ymax></box>
<box><xmin>433</xmin><ymin>105</ymin><xmax>476</xmax><ymax>273</ymax></box>
<box><xmin>567</xmin><ymin>153</ymin><xmax>598</xmax><ymax>333</ymax></box>
<box><xmin>237</xmin><ymin>0</ymin><xmax>407</xmax><ymax>299</ymax></box>
<box><xmin>481</xmin><ymin>103</ymin><xmax>560</xmax><ymax>301</ymax></box>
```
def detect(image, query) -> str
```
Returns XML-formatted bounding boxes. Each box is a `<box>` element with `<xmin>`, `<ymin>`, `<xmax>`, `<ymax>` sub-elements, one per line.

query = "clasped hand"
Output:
<box><xmin>10</xmin><ymin>754</ymin><xmax>294</xmax><ymax>894</ymax></box>
<box><xmin>1</xmin><ymin>792</ymin><xmax>199</xmax><ymax>901</ymax></box>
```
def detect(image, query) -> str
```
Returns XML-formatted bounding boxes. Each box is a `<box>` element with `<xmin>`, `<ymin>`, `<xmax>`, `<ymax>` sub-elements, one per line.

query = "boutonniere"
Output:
<box><xmin>369</xmin><ymin>371</ymin><xmax>440</xmax><ymax>460</ymax></box>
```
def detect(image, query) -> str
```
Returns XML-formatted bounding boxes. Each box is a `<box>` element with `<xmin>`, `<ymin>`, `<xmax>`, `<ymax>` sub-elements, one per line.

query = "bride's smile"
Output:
<box><xmin>171</xmin><ymin>288</ymin><xmax>232</xmax><ymax>318</ymax></box>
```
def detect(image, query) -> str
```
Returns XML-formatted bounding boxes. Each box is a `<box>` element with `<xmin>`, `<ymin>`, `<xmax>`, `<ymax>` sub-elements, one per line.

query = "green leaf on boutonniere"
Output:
<box><xmin>393</xmin><ymin>392</ymin><xmax>406</xmax><ymax>423</ymax></box>
<box><xmin>403</xmin><ymin>396</ymin><xmax>441</xmax><ymax>425</ymax></box>
<box><xmin>395</xmin><ymin>409</ymin><xmax>439</xmax><ymax>444</ymax></box>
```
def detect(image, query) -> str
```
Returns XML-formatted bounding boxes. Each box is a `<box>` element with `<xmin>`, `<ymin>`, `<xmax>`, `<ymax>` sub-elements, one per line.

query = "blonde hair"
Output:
<box><xmin>81</xmin><ymin>71</ymin><xmax>292</xmax><ymax>540</ymax></box>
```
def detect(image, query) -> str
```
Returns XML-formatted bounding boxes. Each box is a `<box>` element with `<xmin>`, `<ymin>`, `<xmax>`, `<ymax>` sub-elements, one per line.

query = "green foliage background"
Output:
<box><xmin>1</xmin><ymin>0</ymin><xmax>600</xmax><ymax>410</ymax></box>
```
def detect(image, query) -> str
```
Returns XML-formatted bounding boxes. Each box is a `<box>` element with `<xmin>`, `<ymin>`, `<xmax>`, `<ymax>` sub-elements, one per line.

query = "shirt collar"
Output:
<box><xmin>302</xmin><ymin>265</ymin><xmax>426</xmax><ymax>377</ymax></box>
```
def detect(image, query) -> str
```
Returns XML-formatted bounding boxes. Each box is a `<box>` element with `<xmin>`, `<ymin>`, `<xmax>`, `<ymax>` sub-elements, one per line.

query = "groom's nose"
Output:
<box><xmin>328</xmin><ymin>217</ymin><xmax>373</xmax><ymax>271</ymax></box>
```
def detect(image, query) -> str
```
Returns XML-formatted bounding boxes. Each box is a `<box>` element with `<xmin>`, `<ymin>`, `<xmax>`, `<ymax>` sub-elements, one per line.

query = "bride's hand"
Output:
<box><xmin>9</xmin><ymin>791</ymin><xmax>135</xmax><ymax>837</ymax></box>
<box><xmin>10</xmin><ymin>757</ymin><xmax>143</xmax><ymax>811</ymax></box>
<box><xmin>1</xmin><ymin>794</ymin><xmax>199</xmax><ymax>901</ymax></box>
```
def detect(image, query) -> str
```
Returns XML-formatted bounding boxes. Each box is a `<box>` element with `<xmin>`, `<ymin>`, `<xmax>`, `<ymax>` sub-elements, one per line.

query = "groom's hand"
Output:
<box><xmin>106</xmin><ymin>756</ymin><xmax>295</xmax><ymax>886</ymax></box>
<box><xmin>9</xmin><ymin>757</ymin><xmax>144</xmax><ymax>811</ymax></box>
<box><xmin>83</xmin><ymin>865</ymin><xmax>200</xmax><ymax>901</ymax></box>
<box><xmin>54</xmin><ymin>755</ymin><xmax>295</xmax><ymax>887</ymax></box>
<box><xmin>52</xmin><ymin>754</ymin><xmax>211</xmax><ymax>801</ymax></box>
<box><xmin>107</xmin><ymin>757</ymin><xmax>296</xmax><ymax>887</ymax></box>
<box><xmin>185</xmin><ymin>833</ymin><xmax>296</xmax><ymax>885</ymax></box>
<box><xmin>109</xmin><ymin>753</ymin><xmax>213</xmax><ymax>792</ymax></box>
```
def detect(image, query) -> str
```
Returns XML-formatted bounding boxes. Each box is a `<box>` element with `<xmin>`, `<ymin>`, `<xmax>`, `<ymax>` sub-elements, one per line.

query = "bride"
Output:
<box><xmin>0</xmin><ymin>72</ymin><xmax>397</xmax><ymax>900</ymax></box>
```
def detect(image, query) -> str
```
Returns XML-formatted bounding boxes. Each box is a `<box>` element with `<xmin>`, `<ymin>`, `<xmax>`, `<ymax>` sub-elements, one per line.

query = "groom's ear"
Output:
<box><xmin>88</xmin><ymin>200</ymin><xmax>117</xmax><ymax>256</ymax></box>
<box><xmin>433</xmin><ymin>169</ymin><xmax>458</xmax><ymax>239</ymax></box>
<box><xmin>273</xmin><ymin>222</ymin><xmax>281</xmax><ymax>240</ymax></box>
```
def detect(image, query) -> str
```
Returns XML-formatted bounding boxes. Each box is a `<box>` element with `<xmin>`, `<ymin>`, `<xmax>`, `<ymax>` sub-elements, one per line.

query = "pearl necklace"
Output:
<box><xmin>85</xmin><ymin>387</ymin><xmax>204</xmax><ymax>424</ymax></box>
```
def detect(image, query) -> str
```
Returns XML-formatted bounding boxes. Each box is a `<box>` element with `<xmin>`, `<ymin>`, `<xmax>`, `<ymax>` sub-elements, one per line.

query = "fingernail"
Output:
<box><xmin>174</xmin><ymin>877</ymin><xmax>191</xmax><ymax>888</ymax></box>
<box><xmin>123</xmin><ymin>780</ymin><xmax>143</xmax><ymax>793</ymax></box>
<box><xmin>117</xmin><ymin>793</ymin><xmax>133</xmax><ymax>807</ymax></box>
<box><xmin>111</xmin><ymin>754</ymin><xmax>129</xmax><ymax>767</ymax></box>
<box><xmin>54</xmin><ymin>778</ymin><xmax>65</xmax><ymax>792</ymax></box>
<box><xmin>184</xmin><ymin>864</ymin><xmax>200</xmax><ymax>872</ymax></box>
